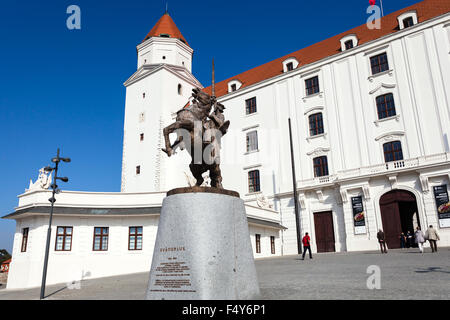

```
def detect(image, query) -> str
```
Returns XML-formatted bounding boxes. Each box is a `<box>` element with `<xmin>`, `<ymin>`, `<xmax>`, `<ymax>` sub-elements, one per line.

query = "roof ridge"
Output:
<box><xmin>204</xmin><ymin>0</ymin><xmax>450</xmax><ymax>97</ymax></box>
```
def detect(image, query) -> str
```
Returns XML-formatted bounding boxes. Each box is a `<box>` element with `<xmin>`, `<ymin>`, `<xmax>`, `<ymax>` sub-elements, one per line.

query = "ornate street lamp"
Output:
<box><xmin>40</xmin><ymin>148</ymin><xmax>70</xmax><ymax>300</ymax></box>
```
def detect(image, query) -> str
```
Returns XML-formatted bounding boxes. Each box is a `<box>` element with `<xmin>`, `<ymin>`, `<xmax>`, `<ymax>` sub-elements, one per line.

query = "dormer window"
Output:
<box><xmin>228</xmin><ymin>80</ymin><xmax>242</xmax><ymax>93</ymax></box>
<box><xmin>397</xmin><ymin>10</ymin><xmax>418</xmax><ymax>30</ymax></box>
<box><xmin>282</xmin><ymin>57</ymin><xmax>299</xmax><ymax>73</ymax></box>
<box><xmin>340</xmin><ymin>34</ymin><xmax>358</xmax><ymax>51</ymax></box>
<box><xmin>344</xmin><ymin>40</ymin><xmax>353</xmax><ymax>50</ymax></box>
<box><xmin>159</xmin><ymin>33</ymin><xmax>170</xmax><ymax>38</ymax></box>
<box><xmin>403</xmin><ymin>17</ymin><xmax>414</xmax><ymax>28</ymax></box>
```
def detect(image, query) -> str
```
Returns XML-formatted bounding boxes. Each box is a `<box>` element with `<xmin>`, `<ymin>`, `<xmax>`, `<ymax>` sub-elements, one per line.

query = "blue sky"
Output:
<box><xmin>0</xmin><ymin>0</ymin><xmax>420</xmax><ymax>252</ymax></box>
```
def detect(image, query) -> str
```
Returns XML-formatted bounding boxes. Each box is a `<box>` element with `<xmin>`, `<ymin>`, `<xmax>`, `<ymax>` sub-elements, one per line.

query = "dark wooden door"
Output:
<box><xmin>379</xmin><ymin>202</ymin><xmax>402</xmax><ymax>249</ymax></box>
<box><xmin>314</xmin><ymin>211</ymin><xmax>335</xmax><ymax>253</ymax></box>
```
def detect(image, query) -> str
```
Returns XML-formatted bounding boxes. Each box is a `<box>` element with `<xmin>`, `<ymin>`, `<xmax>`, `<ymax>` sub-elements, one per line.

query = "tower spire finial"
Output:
<box><xmin>165</xmin><ymin>2</ymin><xmax>168</xmax><ymax>14</ymax></box>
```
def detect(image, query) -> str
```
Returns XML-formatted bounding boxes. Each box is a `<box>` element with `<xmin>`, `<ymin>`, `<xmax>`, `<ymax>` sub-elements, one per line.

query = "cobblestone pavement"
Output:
<box><xmin>0</xmin><ymin>248</ymin><xmax>448</xmax><ymax>300</ymax></box>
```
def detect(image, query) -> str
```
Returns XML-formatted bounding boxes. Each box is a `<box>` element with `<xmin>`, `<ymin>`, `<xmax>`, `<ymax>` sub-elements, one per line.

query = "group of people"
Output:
<box><xmin>377</xmin><ymin>225</ymin><xmax>441</xmax><ymax>254</ymax></box>
<box><xmin>299</xmin><ymin>225</ymin><xmax>440</xmax><ymax>259</ymax></box>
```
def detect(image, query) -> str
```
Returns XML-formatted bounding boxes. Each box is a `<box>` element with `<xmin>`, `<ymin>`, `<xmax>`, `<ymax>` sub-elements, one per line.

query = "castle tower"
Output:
<box><xmin>121</xmin><ymin>12</ymin><xmax>202</xmax><ymax>192</ymax></box>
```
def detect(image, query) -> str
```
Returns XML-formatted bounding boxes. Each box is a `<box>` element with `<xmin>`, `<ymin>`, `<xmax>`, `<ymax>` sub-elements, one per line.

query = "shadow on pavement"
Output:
<box><xmin>415</xmin><ymin>267</ymin><xmax>450</xmax><ymax>274</ymax></box>
<box><xmin>44</xmin><ymin>286</ymin><xmax>67</xmax><ymax>299</ymax></box>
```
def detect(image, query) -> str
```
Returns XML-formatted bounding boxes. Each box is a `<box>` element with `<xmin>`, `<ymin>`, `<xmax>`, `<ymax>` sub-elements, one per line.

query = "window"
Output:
<box><xmin>93</xmin><ymin>227</ymin><xmax>109</xmax><ymax>251</ymax></box>
<box><xmin>228</xmin><ymin>80</ymin><xmax>242</xmax><ymax>92</ymax></box>
<box><xmin>245</xmin><ymin>97</ymin><xmax>257</xmax><ymax>115</ymax></box>
<box><xmin>309</xmin><ymin>113</ymin><xmax>324</xmax><ymax>136</ymax></box>
<box><xmin>139</xmin><ymin>112</ymin><xmax>145</xmax><ymax>123</ymax></box>
<box><xmin>383</xmin><ymin>141</ymin><xmax>403</xmax><ymax>163</ymax></box>
<box><xmin>313</xmin><ymin>156</ymin><xmax>329</xmax><ymax>177</ymax></box>
<box><xmin>344</xmin><ymin>40</ymin><xmax>354</xmax><ymax>50</ymax></box>
<box><xmin>248</xmin><ymin>170</ymin><xmax>261</xmax><ymax>193</ymax></box>
<box><xmin>370</xmin><ymin>53</ymin><xmax>389</xmax><ymax>75</ymax></box>
<box><xmin>177</xmin><ymin>84</ymin><xmax>182</xmax><ymax>95</ymax></box>
<box><xmin>129</xmin><ymin>227</ymin><xmax>143</xmax><ymax>250</ymax></box>
<box><xmin>21</xmin><ymin>228</ymin><xmax>29</xmax><ymax>252</ymax></box>
<box><xmin>140</xmin><ymin>133</ymin><xmax>144</xmax><ymax>141</ymax></box>
<box><xmin>286</xmin><ymin>62</ymin><xmax>294</xmax><ymax>71</ymax></box>
<box><xmin>246</xmin><ymin>131</ymin><xmax>258</xmax><ymax>152</ymax></box>
<box><xmin>136</xmin><ymin>166</ymin><xmax>141</xmax><ymax>175</ymax></box>
<box><xmin>270</xmin><ymin>236</ymin><xmax>275</xmax><ymax>254</ymax></box>
<box><xmin>55</xmin><ymin>227</ymin><xmax>73</xmax><ymax>251</ymax></box>
<box><xmin>340</xmin><ymin>34</ymin><xmax>358</xmax><ymax>51</ymax></box>
<box><xmin>403</xmin><ymin>16</ymin><xmax>414</xmax><ymax>28</ymax></box>
<box><xmin>305</xmin><ymin>76</ymin><xmax>320</xmax><ymax>96</ymax></box>
<box><xmin>143</xmin><ymin>93</ymin><xmax>146</xmax><ymax>99</ymax></box>
<box><xmin>255</xmin><ymin>234</ymin><xmax>261</xmax><ymax>253</ymax></box>
<box><xmin>376</xmin><ymin>93</ymin><xmax>396</xmax><ymax>119</ymax></box>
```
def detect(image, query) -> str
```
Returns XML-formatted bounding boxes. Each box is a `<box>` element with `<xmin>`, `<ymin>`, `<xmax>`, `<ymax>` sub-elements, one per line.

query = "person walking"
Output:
<box><xmin>377</xmin><ymin>229</ymin><xmax>388</xmax><ymax>253</ymax></box>
<box><xmin>301</xmin><ymin>232</ymin><xmax>313</xmax><ymax>260</ymax></box>
<box><xmin>399</xmin><ymin>232</ymin><xmax>406</xmax><ymax>249</ymax></box>
<box><xmin>406</xmin><ymin>230</ymin><xmax>413</xmax><ymax>248</ymax></box>
<box><xmin>414</xmin><ymin>226</ymin><xmax>425</xmax><ymax>253</ymax></box>
<box><xmin>425</xmin><ymin>225</ymin><xmax>440</xmax><ymax>252</ymax></box>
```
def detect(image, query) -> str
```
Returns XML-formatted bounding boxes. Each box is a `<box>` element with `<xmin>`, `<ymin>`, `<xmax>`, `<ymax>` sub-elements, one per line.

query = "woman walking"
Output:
<box><xmin>414</xmin><ymin>226</ymin><xmax>425</xmax><ymax>253</ymax></box>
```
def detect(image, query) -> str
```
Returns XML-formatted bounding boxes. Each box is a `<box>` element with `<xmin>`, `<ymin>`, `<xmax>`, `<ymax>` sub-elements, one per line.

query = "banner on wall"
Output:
<box><xmin>351</xmin><ymin>196</ymin><xmax>366</xmax><ymax>234</ymax></box>
<box><xmin>433</xmin><ymin>185</ymin><xmax>450</xmax><ymax>228</ymax></box>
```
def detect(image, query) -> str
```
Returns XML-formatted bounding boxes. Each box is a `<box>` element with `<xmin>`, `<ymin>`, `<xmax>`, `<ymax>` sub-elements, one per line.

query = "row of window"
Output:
<box><xmin>244</xmin><ymin>94</ymin><xmax>396</xmax><ymax>154</ymax></box>
<box><xmin>21</xmin><ymin>226</ymin><xmax>276</xmax><ymax>256</ymax></box>
<box><xmin>311</xmin><ymin>140</ymin><xmax>404</xmax><ymax>178</ymax></box>
<box><xmin>246</xmin><ymin>140</ymin><xmax>404</xmax><ymax>192</ymax></box>
<box><xmin>230</xmin><ymin>12</ymin><xmax>416</xmax><ymax>90</ymax></box>
<box><xmin>234</xmin><ymin>51</ymin><xmax>392</xmax><ymax>98</ymax></box>
<box><xmin>255</xmin><ymin>234</ymin><xmax>276</xmax><ymax>255</ymax></box>
<box><xmin>243</xmin><ymin>52</ymin><xmax>392</xmax><ymax>118</ymax></box>
<box><xmin>20</xmin><ymin>226</ymin><xmax>143</xmax><ymax>252</ymax></box>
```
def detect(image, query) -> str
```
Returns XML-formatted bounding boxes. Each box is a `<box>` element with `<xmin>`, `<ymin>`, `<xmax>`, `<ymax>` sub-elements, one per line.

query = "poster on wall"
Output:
<box><xmin>351</xmin><ymin>196</ymin><xmax>366</xmax><ymax>234</ymax></box>
<box><xmin>433</xmin><ymin>185</ymin><xmax>450</xmax><ymax>228</ymax></box>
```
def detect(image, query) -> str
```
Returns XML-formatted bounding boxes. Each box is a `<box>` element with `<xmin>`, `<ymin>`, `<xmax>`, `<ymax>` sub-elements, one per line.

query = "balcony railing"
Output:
<box><xmin>298</xmin><ymin>152</ymin><xmax>450</xmax><ymax>189</ymax></box>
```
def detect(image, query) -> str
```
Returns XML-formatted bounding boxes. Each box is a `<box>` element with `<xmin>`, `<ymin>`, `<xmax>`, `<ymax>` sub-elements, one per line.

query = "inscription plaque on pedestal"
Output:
<box><xmin>146</xmin><ymin>188</ymin><xmax>260</xmax><ymax>300</ymax></box>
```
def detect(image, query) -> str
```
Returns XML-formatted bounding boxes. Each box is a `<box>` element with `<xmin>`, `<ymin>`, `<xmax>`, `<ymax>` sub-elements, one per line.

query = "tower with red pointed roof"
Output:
<box><xmin>121</xmin><ymin>12</ymin><xmax>202</xmax><ymax>193</ymax></box>
<box><xmin>137</xmin><ymin>12</ymin><xmax>193</xmax><ymax>72</ymax></box>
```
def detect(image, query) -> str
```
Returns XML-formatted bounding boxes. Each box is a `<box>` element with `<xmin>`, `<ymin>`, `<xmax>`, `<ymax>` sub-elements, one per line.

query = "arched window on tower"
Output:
<box><xmin>178</xmin><ymin>84</ymin><xmax>183</xmax><ymax>95</ymax></box>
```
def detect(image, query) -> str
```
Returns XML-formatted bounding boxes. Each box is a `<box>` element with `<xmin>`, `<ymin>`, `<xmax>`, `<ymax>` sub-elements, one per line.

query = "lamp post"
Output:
<box><xmin>40</xmin><ymin>148</ymin><xmax>70</xmax><ymax>300</ymax></box>
<box><xmin>288</xmin><ymin>118</ymin><xmax>302</xmax><ymax>255</ymax></box>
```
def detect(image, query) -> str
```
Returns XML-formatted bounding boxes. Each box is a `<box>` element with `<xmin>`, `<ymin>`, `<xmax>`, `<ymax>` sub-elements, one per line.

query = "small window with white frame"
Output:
<box><xmin>397</xmin><ymin>10</ymin><xmax>417</xmax><ymax>30</ymax></box>
<box><xmin>228</xmin><ymin>80</ymin><xmax>242</xmax><ymax>93</ymax></box>
<box><xmin>282</xmin><ymin>57</ymin><xmax>299</xmax><ymax>73</ymax></box>
<box><xmin>340</xmin><ymin>34</ymin><xmax>358</xmax><ymax>51</ymax></box>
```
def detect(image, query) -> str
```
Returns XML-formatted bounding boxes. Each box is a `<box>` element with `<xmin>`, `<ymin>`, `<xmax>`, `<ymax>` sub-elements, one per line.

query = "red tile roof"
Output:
<box><xmin>143</xmin><ymin>13</ymin><xmax>189</xmax><ymax>46</ymax></box>
<box><xmin>204</xmin><ymin>0</ymin><xmax>450</xmax><ymax>97</ymax></box>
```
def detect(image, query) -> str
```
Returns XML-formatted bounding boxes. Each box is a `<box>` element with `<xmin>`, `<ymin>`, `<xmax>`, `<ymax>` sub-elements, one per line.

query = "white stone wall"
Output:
<box><xmin>7</xmin><ymin>215</ymin><xmax>159</xmax><ymax>289</ymax></box>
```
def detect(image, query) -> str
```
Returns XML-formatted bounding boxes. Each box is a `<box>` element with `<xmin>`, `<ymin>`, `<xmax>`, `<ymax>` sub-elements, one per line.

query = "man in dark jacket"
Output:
<box><xmin>377</xmin><ymin>229</ymin><xmax>388</xmax><ymax>253</ymax></box>
<box><xmin>301</xmin><ymin>232</ymin><xmax>313</xmax><ymax>260</ymax></box>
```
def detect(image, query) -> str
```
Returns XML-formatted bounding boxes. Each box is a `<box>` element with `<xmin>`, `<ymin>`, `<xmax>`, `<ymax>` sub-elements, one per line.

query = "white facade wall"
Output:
<box><xmin>213</xmin><ymin>13</ymin><xmax>450</xmax><ymax>253</ymax></box>
<box><xmin>7</xmin><ymin>215</ymin><xmax>159</xmax><ymax>289</ymax></box>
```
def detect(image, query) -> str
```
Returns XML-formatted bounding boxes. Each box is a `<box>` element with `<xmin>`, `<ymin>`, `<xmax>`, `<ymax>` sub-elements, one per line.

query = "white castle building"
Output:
<box><xmin>3</xmin><ymin>0</ymin><xmax>450</xmax><ymax>290</ymax></box>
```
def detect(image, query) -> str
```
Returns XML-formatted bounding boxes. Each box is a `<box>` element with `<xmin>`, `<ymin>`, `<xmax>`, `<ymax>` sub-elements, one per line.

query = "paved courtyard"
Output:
<box><xmin>0</xmin><ymin>248</ymin><xmax>448</xmax><ymax>300</ymax></box>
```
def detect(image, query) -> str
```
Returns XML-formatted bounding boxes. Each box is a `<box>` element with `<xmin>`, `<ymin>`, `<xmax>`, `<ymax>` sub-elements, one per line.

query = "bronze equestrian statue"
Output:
<box><xmin>162</xmin><ymin>83</ymin><xmax>229</xmax><ymax>189</ymax></box>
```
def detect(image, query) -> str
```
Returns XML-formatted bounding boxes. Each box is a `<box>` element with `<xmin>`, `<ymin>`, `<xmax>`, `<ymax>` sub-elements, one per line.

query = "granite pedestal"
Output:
<box><xmin>146</xmin><ymin>187</ymin><xmax>260</xmax><ymax>300</ymax></box>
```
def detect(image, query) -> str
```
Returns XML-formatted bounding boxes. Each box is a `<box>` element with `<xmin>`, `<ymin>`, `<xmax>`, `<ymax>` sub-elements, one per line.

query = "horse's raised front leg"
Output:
<box><xmin>162</xmin><ymin>120</ymin><xmax>194</xmax><ymax>156</ymax></box>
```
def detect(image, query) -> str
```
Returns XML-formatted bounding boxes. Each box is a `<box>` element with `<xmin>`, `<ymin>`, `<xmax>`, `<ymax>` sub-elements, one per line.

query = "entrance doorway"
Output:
<box><xmin>313</xmin><ymin>211</ymin><xmax>335</xmax><ymax>253</ymax></box>
<box><xmin>379</xmin><ymin>190</ymin><xmax>420</xmax><ymax>249</ymax></box>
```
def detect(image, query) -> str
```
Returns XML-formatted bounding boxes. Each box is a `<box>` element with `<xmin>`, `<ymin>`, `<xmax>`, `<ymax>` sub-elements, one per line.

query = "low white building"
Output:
<box><xmin>4</xmin><ymin>0</ymin><xmax>450</xmax><ymax>289</ymax></box>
